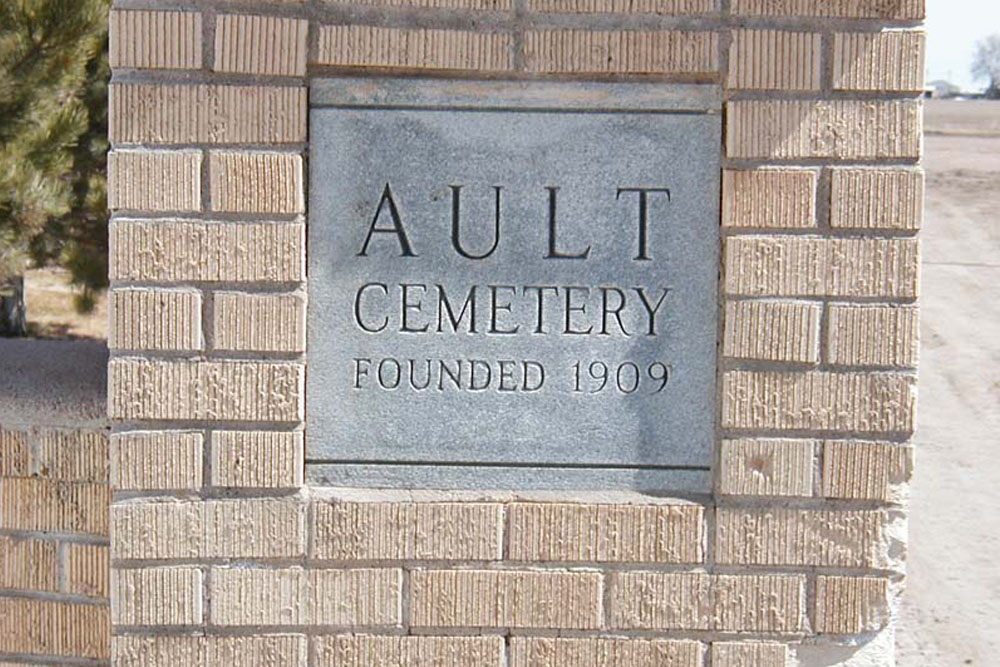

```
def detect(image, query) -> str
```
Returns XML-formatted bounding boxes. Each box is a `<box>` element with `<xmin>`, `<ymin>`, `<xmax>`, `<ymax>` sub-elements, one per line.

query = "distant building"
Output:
<box><xmin>926</xmin><ymin>80</ymin><xmax>962</xmax><ymax>98</ymax></box>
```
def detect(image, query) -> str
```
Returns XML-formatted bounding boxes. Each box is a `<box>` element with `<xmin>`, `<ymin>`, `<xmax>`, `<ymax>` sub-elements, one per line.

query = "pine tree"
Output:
<box><xmin>0</xmin><ymin>0</ymin><xmax>109</xmax><ymax>334</ymax></box>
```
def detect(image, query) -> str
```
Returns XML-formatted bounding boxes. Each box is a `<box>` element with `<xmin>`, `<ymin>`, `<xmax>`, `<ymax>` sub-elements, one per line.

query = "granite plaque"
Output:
<box><xmin>308</xmin><ymin>78</ymin><xmax>721</xmax><ymax>491</ymax></box>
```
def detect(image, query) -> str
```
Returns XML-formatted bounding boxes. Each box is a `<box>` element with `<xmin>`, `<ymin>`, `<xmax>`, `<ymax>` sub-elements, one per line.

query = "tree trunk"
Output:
<box><xmin>0</xmin><ymin>276</ymin><xmax>27</xmax><ymax>337</ymax></box>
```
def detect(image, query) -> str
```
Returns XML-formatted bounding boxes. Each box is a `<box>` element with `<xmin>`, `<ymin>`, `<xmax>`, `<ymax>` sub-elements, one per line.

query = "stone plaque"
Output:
<box><xmin>308</xmin><ymin>78</ymin><xmax>721</xmax><ymax>491</ymax></box>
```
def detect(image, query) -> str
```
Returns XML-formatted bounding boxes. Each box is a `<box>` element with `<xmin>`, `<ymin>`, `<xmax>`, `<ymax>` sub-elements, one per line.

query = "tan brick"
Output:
<box><xmin>210</xmin><ymin>567</ymin><xmax>306</xmax><ymax>626</ymax></box>
<box><xmin>831</xmin><ymin>168</ymin><xmax>924</xmax><ymax>230</ymax></box>
<box><xmin>215</xmin><ymin>15</ymin><xmax>308</xmax><ymax>76</ymax></box>
<box><xmin>315</xmin><ymin>635</ymin><xmax>504</xmax><ymax>667</ymax></box>
<box><xmin>0</xmin><ymin>598</ymin><xmax>109</xmax><ymax>659</ymax></box>
<box><xmin>112</xmin><ymin>567</ymin><xmax>202</xmax><ymax>625</ymax></box>
<box><xmin>731</xmin><ymin>0</ymin><xmax>924</xmax><ymax>19</ymax></box>
<box><xmin>411</xmin><ymin>569</ymin><xmax>602</xmax><ymax>629</ymax></box>
<box><xmin>718</xmin><ymin>439</ymin><xmax>815</xmax><ymax>497</ymax></box>
<box><xmin>0</xmin><ymin>536</ymin><xmax>58</xmax><ymax>591</ymax></box>
<box><xmin>213</xmin><ymin>292</ymin><xmax>305</xmax><ymax>352</ymax></box>
<box><xmin>66</xmin><ymin>543</ymin><xmax>110</xmax><ymax>598</ymax></box>
<box><xmin>31</xmin><ymin>428</ymin><xmax>109</xmax><ymax>483</ymax></box>
<box><xmin>723</xmin><ymin>300</ymin><xmax>821</xmax><ymax>363</ymax></box>
<box><xmin>0</xmin><ymin>428</ymin><xmax>29</xmax><ymax>476</ymax></box>
<box><xmin>827</xmin><ymin>304</ymin><xmax>919</xmax><ymax>367</ymax></box>
<box><xmin>611</xmin><ymin>572</ymin><xmax>805</xmax><ymax>632</ymax></box>
<box><xmin>113</xmin><ymin>635</ymin><xmax>308</xmax><ymax>666</ymax></box>
<box><xmin>111</xmin><ymin>499</ymin><xmax>304</xmax><ymax>560</ymax></box>
<box><xmin>109</xmin><ymin>359</ymin><xmax>304</xmax><ymax>422</ymax></box>
<box><xmin>312</xmin><ymin>501</ymin><xmax>502</xmax><ymax>561</ymax></box>
<box><xmin>716</xmin><ymin>508</ymin><xmax>890</xmax><ymax>568</ymax></box>
<box><xmin>722</xmin><ymin>169</ymin><xmax>817</xmax><ymax>229</ymax></box>
<box><xmin>210</xmin><ymin>431</ymin><xmax>302</xmax><ymax>488</ymax></box>
<box><xmin>834</xmin><ymin>31</ymin><xmax>925</xmax><ymax>91</ymax></box>
<box><xmin>322</xmin><ymin>0</ymin><xmax>511</xmax><ymax>7</ymax></box>
<box><xmin>721</xmin><ymin>370</ymin><xmax>916</xmax><ymax>433</ymax></box>
<box><xmin>317</xmin><ymin>25</ymin><xmax>513</xmax><ymax>72</ymax></box>
<box><xmin>209</xmin><ymin>151</ymin><xmax>304</xmax><ymax>214</ymax></box>
<box><xmin>0</xmin><ymin>478</ymin><xmax>109</xmax><ymax>536</ymax></box>
<box><xmin>112</xmin><ymin>431</ymin><xmax>203</xmax><ymax>491</ymax></box>
<box><xmin>110</xmin><ymin>289</ymin><xmax>203</xmax><ymax>351</ymax></box>
<box><xmin>823</xmin><ymin>440</ymin><xmax>912</xmax><ymax>502</ymax></box>
<box><xmin>111</xmin><ymin>84</ymin><xmax>307</xmax><ymax>145</ymax></box>
<box><xmin>110</xmin><ymin>220</ymin><xmax>305</xmax><ymax>283</ymax></box>
<box><xmin>728</xmin><ymin>29</ymin><xmax>821</xmax><ymax>90</ymax></box>
<box><xmin>525</xmin><ymin>30</ymin><xmax>717</xmax><ymax>74</ymax></box>
<box><xmin>311</xmin><ymin>569</ymin><xmax>402</xmax><ymax>626</ymax></box>
<box><xmin>507</xmin><ymin>502</ymin><xmax>703</xmax><ymax>564</ymax></box>
<box><xmin>724</xmin><ymin>237</ymin><xmax>920</xmax><ymax>298</ymax></box>
<box><xmin>110</xmin><ymin>10</ymin><xmax>202</xmax><ymax>70</ymax></box>
<box><xmin>712</xmin><ymin>642</ymin><xmax>788</xmax><ymax>667</ymax></box>
<box><xmin>510</xmin><ymin>637</ymin><xmax>702</xmax><ymax>667</ymax></box>
<box><xmin>815</xmin><ymin>576</ymin><xmax>890</xmax><ymax>634</ymax></box>
<box><xmin>527</xmin><ymin>0</ymin><xmax>714</xmax><ymax>13</ymax></box>
<box><xmin>727</xmin><ymin>100</ymin><xmax>921</xmax><ymax>160</ymax></box>
<box><xmin>108</xmin><ymin>151</ymin><xmax>201</xmax><ymax>212</ymax></box>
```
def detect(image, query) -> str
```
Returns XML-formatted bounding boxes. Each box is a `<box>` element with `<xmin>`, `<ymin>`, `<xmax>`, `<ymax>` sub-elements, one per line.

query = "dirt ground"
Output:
<box><xmin>894</xmin><ymin>100</ymin><xmax>1000</xmax><ymax>666</ymax></box>
<box><xmin>23</xmin><ymin>267</ymin><xmax>107</xmax><ymax>339</ymax></box>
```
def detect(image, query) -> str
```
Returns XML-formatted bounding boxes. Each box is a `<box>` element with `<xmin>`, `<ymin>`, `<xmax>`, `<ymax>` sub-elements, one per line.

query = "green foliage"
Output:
<box><xmin>0</xmin><ymin>0</ymin><xmax>110</xmax><ymax>304</ymax></box>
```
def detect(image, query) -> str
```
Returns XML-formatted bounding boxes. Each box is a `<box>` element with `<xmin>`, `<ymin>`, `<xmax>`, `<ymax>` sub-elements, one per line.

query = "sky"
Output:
<box><xmin>925</xmin><ymin>0</ymin><xmax>1000</xmax><ymax>91</ymax></box>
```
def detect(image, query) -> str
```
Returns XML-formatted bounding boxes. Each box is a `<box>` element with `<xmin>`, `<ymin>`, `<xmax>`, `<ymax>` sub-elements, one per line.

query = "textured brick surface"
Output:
<box><xmin>110</xmin><ymin>289</ymin><xmax>203</xmax><ymax>351</ymax></box>
<box><xmin>0</xmin><ymin>478</ymin><xmax>109</xmax><ymax>536</ymax></box>
<box><xmin>410</xmin><ymin>569</ymin><xmax>602</xmax><ymax>629</ymax></box>
<box><xmin>0</xmin><ymin>597</ymin><xmax>110</xmax><ymax>659</ymax></box>
<box><xmin>716</xmin><ymin>508</ymin><xmax>890</xmax><ymax>568</ymax></box>
<box><xmin>718</xmin><ymin>439</ymin><xmax>815</xmax><ymax>497</ymax></box>
<box><xmin>210</xmin><ymin>431</ymin><xmax>303</xmax><ymax>488</ymax></box>
<box><xmin>823</xmin><ymin>440</ymin><xmax>912</xmax><ymax>502</ymax></box>
<box><xmin>111</xmin><ymin>84</ymin><xmax>307</xmax><ymax>145</ymax></box>
<box><xmin>112</xmin><ymin>431</ymin><xmax>204</xmax><ymax>490</ymax></box>
<box><xmin>113</xmin><ymin>635</ymin><xmax>308</xmax><ymax>666</ymax></box>
<box><xmin>209</xmin><ymin>152</ymin><xmax>304</xmax><ymax>213</ymax></box>
<box><xmin>111</xmin><ymin>500</ymin><xmax>304</xmax><ymax>560</ymax></box>
<box><xmin>722</xmin><ymin>370</ymin><xmax>917</xmax><ymax>433</ymax></box>
<box><xmin>724</xmin><ymin>237</ymin><xmax>920</xmax><ymax>298</ymax></box>
<box><xmin>110</xmin><ymin>10</ymin><xmax>202</xmax><ymax>70</ymax></box>
<box><xmin>831</xmin><ymin>168</ymin><xmax>924</xmax><ymax>230</ymax></box>
<box><xmin>712</xmin><ymin>642</ymin><xmax>788</xmax><ymax>667</ymax></box>
<box><xmin>728</xmin><ymin>29</ymin><xmax>821</xmax><ymax>90</ymax></box>
<box><xmin>507</xmin><ymin>502</ymin><xmax>704</xmax><ymax>563</ymax></box>
<box><xmin>314</xmin><ymin>635</ymin><xmax>504</xmax><ymax>667</ymax></box>
<box><xmin>723</xmin><ymin>300</ymin><xmax>821</xmax><ymax>363</ymax></box>
<box><xmin>525</xmin><ymin>30</ymin><xmax>717</xmax><ymax>74</ymax></box>
<box><xmin>727</xmin><ymin>100</ymin><xmax>922</xmax><ymax>160</ymax></box>
<box><xmin>815</xmin><ymin>576</ymin><xmax>890</xmax><ymax>634</ymax></box>
<box><xmin>213</xmin><ymin>292</ymin><xmax>305</xmax><ymax>352</ymax></box>
<box><xmin>722</xmin><ymin>169</ymin><xmax>817</xmax><ymax>229</ymax></box>
<box><xmin>215</xmin><ymin>15</ymin><xmax>308</xmax><ymax>76</ymax></box>
<box><xmin>731</xmin><ymin>0</ymin><xmax>924</xmax><ymax>18</ymax></box>
<box><xmin>510</xmin><ymin>637</ymin><xmax>702</xmax><ymax>667</ymax></box>
<box><xmin>321</xmin><ymin>0</ymin><xmax>512</xmax><ymax>7</ymax></box>
<box><xmin>34</xmin><ymin>429</ymin><xmax>109</xmax><ymax>483</ymax></box>
<box><xmin>66</xmin><ymin>543</ymin><xmax>110</xmax><ymax>598</ymax></box>
<box><xmin>0</xmin><ymin>536</ymin><xmax>59</xmax><ymax>591</ymax></box>
<box><xmin>112</xmin><ymin>567</ymin><xmax>202</xmax><ymax>625</ymax></box>
<box><xmin>827</xmin><ymin>304</ymin><xmax>919</xmax><ymax>367</ymax></box>
<box><xmin>312</xmin><ymin>502</ymin><xmax>502</xmax><ymax>561</ymax></box>
<box><xmin>110</xmin><ymin>220</ymin><xmax>305</xmax><ymax>283</ymax></box>
<box><xmin>833</xmin><ymin>31</ymin><xmax>925</xmax><ymax>91</ymax></box>
<box><xmin>317</xmin><ymin>25</ymin><xmax>513</xmax><ymax>71</ymax></box>
<box><xmin>311</xmin><ymin>569</ymin><xmax>402</xmax><ymax>626</ymax></box>
<box><xmin>108</xmin><ymin>151</ymin><xmax>201</xmax><ymax>211</ymax></box>
<box><xmin>0</xmin><ymin>428</ymin><xmax>28</xmax><ymax>476</ymax></box>
<box><xmin>611</xmin><ymin>572</ymin><xmax>805</xmax><ymax>632</ymax></box>
<box><xmin>527</xmin><ymin>0</ymin><xmax>714</xmax><ymax>12</ymax></box>
<box><xmin>109</xmin><ymin>359</ymin><xmax>304</xmax><ymax>422</ymax></box>
<box><xmin>210</xmin><ymin>567</ymin><xmax>306</xmax><ymax>626</ymax></box>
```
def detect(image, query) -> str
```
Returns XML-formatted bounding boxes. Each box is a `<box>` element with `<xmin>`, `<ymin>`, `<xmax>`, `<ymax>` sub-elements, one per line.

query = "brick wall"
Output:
<box><xmin>107</xmin><ymin>1</ymin><xmax>923</xmax><ymax>665</ymax></box>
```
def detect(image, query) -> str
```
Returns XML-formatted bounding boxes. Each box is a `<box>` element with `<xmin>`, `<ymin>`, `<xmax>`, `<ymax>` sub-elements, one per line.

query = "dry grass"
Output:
<box><xmin>24</xmin><ymin>267</ymin><xmax>107</xmax><ymax>340</ymax></box>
